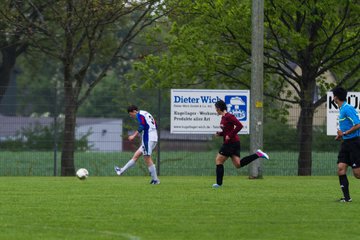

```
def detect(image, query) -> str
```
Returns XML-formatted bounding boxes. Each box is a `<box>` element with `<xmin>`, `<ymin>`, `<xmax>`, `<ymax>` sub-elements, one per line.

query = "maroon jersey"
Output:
<box><xmin>217</xmin><ymin>113</ymin><xmax>243</xmax><ymax>144</ymax></box>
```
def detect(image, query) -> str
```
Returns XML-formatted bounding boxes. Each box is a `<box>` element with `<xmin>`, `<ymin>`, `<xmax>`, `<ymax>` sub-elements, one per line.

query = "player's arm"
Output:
<box><xmin>216</xmin><ymin>131</ymin><xmax>224</xmax><ymax>136</ymax></box>
<box><xmin>128</xmin><ymin>114</ymin><xmax>145</xmax><ymax>141</ymax></box>
<box><xmin>228</xmin><ymin>115</ymin><xmax>243</xmax><ymax>138</ymax></box>
<box><xmin>344</xmin><ymin>110</ymin><xmax>360</xmax><ymax>135</ymax></box>
<box><xmin>336</xmin><ymin>109</ymin><xmax>360</xmax><ymax>138</ymax></box>
<box><xmin>338</xmin><ymin>123</ymin><xmax>360</xmax><ymax>137</ymax></box>
<box><xmin>128</xmin><ymin>130</ymin><xmax>139</xmax><ymax>141</ymax></box>
<box><xmin>137</xmin><ymin>114</ymin><xmax>146</xmax><ymax>133</ymax></box>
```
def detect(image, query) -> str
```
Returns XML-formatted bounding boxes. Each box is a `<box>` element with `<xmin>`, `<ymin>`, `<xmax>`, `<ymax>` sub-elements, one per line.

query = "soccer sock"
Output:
<box><xmin>339</xmin><ymin>174</ymin><xmax>351</xmax><ymax>199</ymax></box>
<box><xmin>148</xmin><ymin>164</ymin><xmax>159</xmax><ymax>180</ymax></box>
<box><xmin>121</xmin><ymin>159</ymin><xmax>136</xmax><ymax>173</ymax></box>
<box><xmin>216</xmin><ymin>164</ymin><xmax>224</xmax><ymax>186</ymax></box>
<box><xmin>239</xmin><ymin>154</ymin><xmax>258</xmax><ymax>167</ymax></box>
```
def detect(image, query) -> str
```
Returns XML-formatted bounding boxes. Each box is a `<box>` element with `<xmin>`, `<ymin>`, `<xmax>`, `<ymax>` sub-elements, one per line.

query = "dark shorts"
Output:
<box><xmin>337</xmin><ymin>137</ymin><xmax>360</xmax><ymax>168</ymax></box>
<box><xmin>219</xmin><ymin>142</ymin><xmax>241</xmax><ymax>157</ymax></box>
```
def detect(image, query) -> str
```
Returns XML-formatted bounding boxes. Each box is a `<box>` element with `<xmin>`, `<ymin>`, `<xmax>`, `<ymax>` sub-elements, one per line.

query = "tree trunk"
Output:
<box><xmin>297</xmin><ymin>99</ymin><xmax>315</xmax><ymax>176</ymax></box>
<box><xmin>61</xmin><ymin>91</ymin><xmax>77</xmax><ymax>176</ymax></box>
<box><xmin>0</xmin><ymin>47</ymin><xmax>17</xmax><ymax>103</ymax></box>
<box><xmin>61</xmin><ymin>60</ymin><xmax>77</xmax><ymax>176</ymax></box>
<box><xmin>61</xmin><ymin>1</ymin><xmax>77</xmax><ymax>176</ymax></box>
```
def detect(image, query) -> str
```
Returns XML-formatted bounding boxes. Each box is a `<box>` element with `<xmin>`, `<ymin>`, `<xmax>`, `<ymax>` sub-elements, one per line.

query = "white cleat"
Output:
<box><xmin>339</xmin><ymin>197</ymin><xmax>352</xmax><ymax>202</ymax></box>
<box><xmin>150</xmin><ymin>179</ymin><xmax>160</xmax><ymax>185</ymax></box>
<box><xmin>114</xmin><ymin>166</ymin><xmax>123</xmax><ymax>176</ymax></box>
<box><xmin>212</xmin><ymin>183</ymin><xmax>222</xmax><ymax>188</ymax></box>
<box><xmin>256</xmin><ymin>149</ymin><xmax>269</xmax><ymax>160</ymax></box>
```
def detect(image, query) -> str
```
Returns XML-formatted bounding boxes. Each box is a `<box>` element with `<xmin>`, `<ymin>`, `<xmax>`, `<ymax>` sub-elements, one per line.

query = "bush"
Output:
<box><xmin>264</xmin><ymin>120</ymin><xmax>298</xmax><ymax>151</ymax></box>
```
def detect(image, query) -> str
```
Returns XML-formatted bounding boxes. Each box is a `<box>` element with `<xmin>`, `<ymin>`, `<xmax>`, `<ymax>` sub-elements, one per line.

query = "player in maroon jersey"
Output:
<box><xmin>213</xmin><ymin>100</ymin><xmax>269</xmax><ymax>188</ymax></box>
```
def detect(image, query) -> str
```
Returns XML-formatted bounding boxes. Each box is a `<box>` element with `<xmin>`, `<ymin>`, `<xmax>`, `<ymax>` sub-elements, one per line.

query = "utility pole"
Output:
<box><xmin>249</xmin><ymin>0</ymin><xmax>264</xmax><ymax>178</ymax></box>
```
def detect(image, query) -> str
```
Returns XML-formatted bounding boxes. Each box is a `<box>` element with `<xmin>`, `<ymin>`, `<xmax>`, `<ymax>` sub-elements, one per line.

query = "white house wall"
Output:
<box><xmin>76</xmin><ymin>120</ymin><xmax>123</xmax><ymax>152</ymax></box>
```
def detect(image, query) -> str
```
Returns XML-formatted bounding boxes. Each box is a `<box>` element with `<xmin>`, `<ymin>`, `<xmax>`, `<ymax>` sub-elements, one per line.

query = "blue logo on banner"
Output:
<box><xmin>224</xmin><ymin>95</ymin><xmax>247</xmax><ymax>120</ymax></box>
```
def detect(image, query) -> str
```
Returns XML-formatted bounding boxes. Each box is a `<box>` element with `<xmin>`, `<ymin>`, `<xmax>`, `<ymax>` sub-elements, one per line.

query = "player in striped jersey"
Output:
<box><xmin>115</xmin><ymin>105</ymin><xmax>160</xmax><ymax>184</ymax></box>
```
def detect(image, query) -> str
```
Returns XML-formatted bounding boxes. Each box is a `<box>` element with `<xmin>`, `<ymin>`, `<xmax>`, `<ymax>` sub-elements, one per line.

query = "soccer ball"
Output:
<box><xmin>76</xmin><ymin>168</ymin><xmax>89</xmax><ymax>180</ymax></box>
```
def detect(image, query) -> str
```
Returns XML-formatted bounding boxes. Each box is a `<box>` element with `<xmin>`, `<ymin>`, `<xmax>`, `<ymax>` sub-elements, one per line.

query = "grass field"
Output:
<box><xmin>1</xmin><ymin>176</ymin><xmax>359</xmax><ymax>240</ymax></box>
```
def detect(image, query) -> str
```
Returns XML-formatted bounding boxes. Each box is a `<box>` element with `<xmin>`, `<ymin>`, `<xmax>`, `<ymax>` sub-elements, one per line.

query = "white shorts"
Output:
<box><xmin>138</xmin><ymin>141</ymin><xmax>157</xmax><ymax>156</ymax></box>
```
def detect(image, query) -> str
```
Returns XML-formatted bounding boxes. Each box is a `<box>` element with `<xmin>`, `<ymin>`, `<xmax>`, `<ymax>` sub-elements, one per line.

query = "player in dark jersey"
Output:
<box><xmin>213</xmin><ymin>100</ymin><xmax>269</xmax><ymax>188</ymax></box>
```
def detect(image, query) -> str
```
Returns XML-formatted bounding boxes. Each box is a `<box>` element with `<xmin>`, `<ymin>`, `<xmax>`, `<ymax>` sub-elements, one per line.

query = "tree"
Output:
<box><xmin>133</xmin><ymin>0</ymin><xmax>360</xmax><ymax>175</ymax></box>
<box><xmin>264</xmin><ymin>0</ymin><xmax>360</xmax><ymax>175</ymax></box>
<box><xmin>3</xmin><ymin>0</ymin><xmax>173</xmax><ymax>176</ymax></box>
<box><xmin>0</xmin><ymin>1</ymin><xmax>43</xmax><ymax>104</ymax></box>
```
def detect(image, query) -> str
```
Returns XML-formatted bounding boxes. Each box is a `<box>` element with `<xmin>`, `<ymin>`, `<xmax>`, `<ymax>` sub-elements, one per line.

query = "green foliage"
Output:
<box><xmin>0</xmin><ymin>121</ymin><xmax>91</xmax><ymax>151</ymax></box>
<box><xmin>133</xmin><ymin>0</ymin><xmax>360</xmax><ymax>106</ymax></box>
<box><xmin>130</xmin><ymin>0</ymin><xmax>252</xmax><ymax>89</ymax></box>
<box><xmin>312</xmin><ymin>126</ymin><xmax>340</xmax><ymax>152</ymax></box>
<box><xmin>263</xmin><ymin>120</ymin><xmax>298</xmax><ymax>151</ymax></box>
<box><xmin>263</xmin><ymin>120</ymin><xmax>338</xmax><ymax>152</ymax></box>
<box><xmin>77</xmin><ymin>73</ymin><xmax>122</xmax><ymax>118</ymax></box>
<box><xmin>16</xmin><ymin>53</ymin><xmax>63</xmax><ymax>116</ymax></box>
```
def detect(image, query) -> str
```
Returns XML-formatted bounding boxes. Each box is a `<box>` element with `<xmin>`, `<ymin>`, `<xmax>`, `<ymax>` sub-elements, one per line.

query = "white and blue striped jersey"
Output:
<box><xmin>136</xmin><ymin>110</ymin><xmax>158</xmax><ymax>142</ymax></box>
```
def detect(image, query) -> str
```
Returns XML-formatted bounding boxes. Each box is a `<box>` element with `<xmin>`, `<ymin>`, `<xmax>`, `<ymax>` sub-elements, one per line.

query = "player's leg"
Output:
<box><xmin>231</xmin><ymin>155</ymin><xmax>241</xmax><ymax>168</ymax></box>
<box><xmin>352</xmin><ymin>168</ymin><xmax>360</xmax><ymax>179</ymax></box>
<box><xmin>345</xmin><ymin>139</ymin><xmax>360</xmax><ymax>201</ymax></box>
<box><xmin>350</xmin><ymin>139</ymin><xmax>360</xmax><ymax>179</ymax></box>
<box><xmin>239</xmin><ymin>149</ymin><xmax>269</xmax><ymax>168</ymax></box>
<box><xmin>337</xmin><ymin>142</ymin><xmax>351</xmax><ymax>202</ymax></box>
<box><xmin>338</xmin><ymin>162</ymin><xmax>351</xmax><ymax>202</ymax></box>
<box><xmin>144</xmin><ymin>155</ymin><xmax>160</xmax><ymax>184</ymax></box>
<box><xmin>114</xmin><ymin>147</ymin><xmax>142</xmax><ymax>175</ymax></box>
<box><xmin>213</xmin><ymin>153</ymin><xmax>228</xmax><ymax>188</ymax></box>
<box><xmin>229</xmin><ymin>142</ymin><xmax>241</xmax><ymax>168</ymax></box>
<box><xmin>143</xmin><ymin>141</ymin><xmax>160</xmax><ymax>184</ymax></box>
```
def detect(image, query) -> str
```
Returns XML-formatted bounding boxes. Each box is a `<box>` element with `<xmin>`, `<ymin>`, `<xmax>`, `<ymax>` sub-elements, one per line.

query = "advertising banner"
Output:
<box><xmin>171</xmin><ymin>89</ymin><xmax>250</xmax><ymax>134</ymax></box>
<box><xmin>327</xmin><ymin>91</ymin><xmax>360</xmax><ymax>135</ymax></box>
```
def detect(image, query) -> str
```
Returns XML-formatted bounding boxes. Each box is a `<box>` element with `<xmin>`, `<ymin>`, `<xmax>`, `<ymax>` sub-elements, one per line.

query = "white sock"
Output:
<box><xmin>148</xmin><ymin>164</ymin><xmax>158</xmax><ymax>181</ymax></box>
<box><xmin>121</xmin><ymin>159</ymin><xmax>136</xmax><ymax>173</ymax></box>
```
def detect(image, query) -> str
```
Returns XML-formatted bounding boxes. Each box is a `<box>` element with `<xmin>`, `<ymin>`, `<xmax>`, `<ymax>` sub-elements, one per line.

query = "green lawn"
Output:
<box><xmin>0</xmin><ymin>176</ymin><xmax>359</xmax><ymax>240</ymax></box>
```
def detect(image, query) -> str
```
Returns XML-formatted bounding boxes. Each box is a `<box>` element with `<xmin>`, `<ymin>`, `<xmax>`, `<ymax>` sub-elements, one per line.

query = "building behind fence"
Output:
<box><xmin>0</xmin><ymin>87</ymin><xmax>340</xmax><ymax>177</ymax></box>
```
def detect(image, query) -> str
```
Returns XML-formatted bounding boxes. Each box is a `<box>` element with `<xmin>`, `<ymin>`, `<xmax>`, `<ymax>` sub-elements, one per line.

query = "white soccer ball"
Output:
<box><xmin>76</xmin><ymin>168</ymin><xmax>89</xmax><ymax>180</ymax></box>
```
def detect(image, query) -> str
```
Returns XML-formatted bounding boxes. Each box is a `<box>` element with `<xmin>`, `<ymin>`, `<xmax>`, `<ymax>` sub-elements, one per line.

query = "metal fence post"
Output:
<box><xmin>53</xmin><ymin>86</ymin><xmax>58</xmax><ymax>176</ymax></box>
<box><xmin>156</xmin><ymin>87</ymin><xmax>161</xmax><ymax>176</ymax></box>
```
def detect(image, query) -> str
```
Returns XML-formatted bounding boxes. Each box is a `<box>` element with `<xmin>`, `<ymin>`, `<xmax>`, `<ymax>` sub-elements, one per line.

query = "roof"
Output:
<box><xmin>0</xmin><ymin>115</ymin><xmax>212</xmax><ymax>141</ymax></box>
<box><xmin>0</xmin><ymin>115</ymin><xmax>122</xmax><ymax>138</ymax></box>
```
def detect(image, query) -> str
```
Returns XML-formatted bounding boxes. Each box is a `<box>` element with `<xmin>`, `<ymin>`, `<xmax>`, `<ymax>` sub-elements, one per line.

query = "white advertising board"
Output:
<box><xmin>171</xmin><ymin>89</ymin><xmax>250</xmax><ymax>134</ymax></box>
<box><xmin>327</xmin><ymin>91</ymin><xmax>360</xmax><ymax>135</ymax></box>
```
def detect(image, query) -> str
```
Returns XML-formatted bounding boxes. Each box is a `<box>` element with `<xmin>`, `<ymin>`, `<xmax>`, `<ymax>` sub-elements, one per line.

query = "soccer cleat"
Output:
<box><xmin>256</xmin><ymin>149</ymin><xmax>269</xmax><ymax>160</ymax></box>
<box><xmin>114</xmin><ymin>166</ymin><xmax>123</xmax><ymax>176</ymax></box>
<box><xmin>212</xmin><ymin>183</ymin><xmax>222</xmax><ymax>188</ymax></box>
<box><xmin>339</xmin><ymin>197</ymin><xmax>352</xmax><ymax>202</ymax></box>
<box><xmin>150</xmin><ymin>179</ymin><xmax>160</xmax><ymax>185</ymax></box>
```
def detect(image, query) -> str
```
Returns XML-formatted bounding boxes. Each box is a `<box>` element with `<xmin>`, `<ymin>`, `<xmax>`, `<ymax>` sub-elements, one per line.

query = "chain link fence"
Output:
<box><xmin>0</xmin><ymin>86</ymin><xmax>340</xmax><ymax>176</ymax></box>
